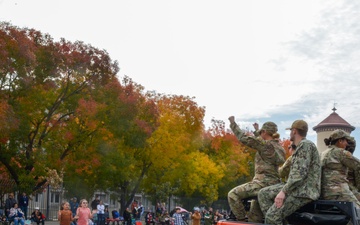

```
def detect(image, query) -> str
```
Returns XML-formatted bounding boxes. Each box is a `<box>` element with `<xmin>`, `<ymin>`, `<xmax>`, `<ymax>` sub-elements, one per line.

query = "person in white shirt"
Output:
<box><xmin>97</xmin><ymin>201</ymin><xmax>105</xmax><ymax>225</ymax></box>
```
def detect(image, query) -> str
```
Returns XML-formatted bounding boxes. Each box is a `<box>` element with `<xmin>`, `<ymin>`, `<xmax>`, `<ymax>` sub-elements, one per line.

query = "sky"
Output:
<box><xmin>1</xmin><ymin>0</ymin><xmax>360</xmax><ymax>157</ymax></box>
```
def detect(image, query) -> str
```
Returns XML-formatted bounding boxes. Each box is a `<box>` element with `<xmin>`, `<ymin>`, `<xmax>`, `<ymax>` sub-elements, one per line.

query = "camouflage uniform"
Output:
<box><xmin>348</xmin><ymin>170</ymin><xmax>360</xmax><ymax>201</ymax></box>
<box><xmin>320</xmin><ymin>146</ymin><xmax>360</xmax><ymax>207</ymax></box>
<box><xmin>258</xmin><ymin>138</ymin><xmax>321</xmax><ymax>225</ymax></box>
<box><xmin>279</xmin><ymin>155</ymin><xmax>292</xmax><ymax>182</ymax></box>
<box><xmin>346</xmin><ymin>137</ymin><xmax>360</xmax><ymax>201</ymax></box>
<box><xmin>228</xmin><ymin>121</ymin><xmax>285</xmax><ymax>222</ymax></box>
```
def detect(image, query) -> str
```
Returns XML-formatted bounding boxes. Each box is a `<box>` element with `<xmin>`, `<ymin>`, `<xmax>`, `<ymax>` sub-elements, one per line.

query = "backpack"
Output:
<box><xmin>113</xmin><ymin>211</ymin><xmax>120</xmax><ymax>219</ymax></box>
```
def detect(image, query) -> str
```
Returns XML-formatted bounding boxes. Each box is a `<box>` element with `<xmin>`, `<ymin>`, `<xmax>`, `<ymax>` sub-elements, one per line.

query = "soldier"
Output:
<box><xmin>227</xmin><ymin>116</ymin><xmax>285</xmax><ymax>223</ymax></box>
<box><xmin>258</xmin><ymin>120</ymin><xmax>321</xmax><ymax>225</ymax></box>
<box><xmin>346</xmin><ymin>137</ymin><xmax>360</xmax><ymax>200</ymax></box>
<box><xmin>320</xmin><ymin>130</ymin><xmax>360</xmax><ymax>207</ymax></box>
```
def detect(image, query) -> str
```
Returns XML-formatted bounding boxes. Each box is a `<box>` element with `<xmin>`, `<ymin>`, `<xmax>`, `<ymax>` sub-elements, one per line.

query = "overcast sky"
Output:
<box><xmin>1</xmin><ymin>0</ymin><xmax>360</xmax><ymax>157</ymax></box>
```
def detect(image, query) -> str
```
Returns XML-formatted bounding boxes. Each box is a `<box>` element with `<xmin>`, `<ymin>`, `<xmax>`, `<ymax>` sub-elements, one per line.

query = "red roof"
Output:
<box><xmin>313</xmin><ymin>109</ymin><xmax>355</xmax><ymax>132</ymax></box>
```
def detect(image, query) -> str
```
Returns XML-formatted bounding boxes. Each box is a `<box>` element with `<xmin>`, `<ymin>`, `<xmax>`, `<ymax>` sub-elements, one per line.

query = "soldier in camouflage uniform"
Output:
<box><xmin>258</xmin><ymin>120</ymin><xmax>321</xmax><ymax>225</ymax></box>
<box><xmin>320</xmin><ymin>130</ymin><xmax>360</xmax><ymax>207</ymax></box>
<box><xmin>346</xmin><ymin>137</ymin><xmax>360</xmax><ymax>200</ymax></box>
<box><xmin>227</xmin><ymin>116</ymin><xmax>285</xmax><ymax>223</ymax></box>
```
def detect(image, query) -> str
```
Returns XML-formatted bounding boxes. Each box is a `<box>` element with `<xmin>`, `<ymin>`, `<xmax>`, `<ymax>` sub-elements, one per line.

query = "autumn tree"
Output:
<box><xmin>281</xmin><ymin>138</ymin><xmax>292</xmax><ymax>159</ymax></box>
<box><xmin>0</xmin><ymin>21</ymin><xmax>263</xmax><ymax>211</ymax></box>
<box><xmin>141</xmin><ymin>94</ymin><xmax>221</xmax><ymax>206</ymax></box>
<box><xmin>92</xmin><ymin>93</ymin><xmax>209</xmax><ymax>211</ymax></box>
<box><xmin>88</xmin><ymin>77</ymin><xmax>159</xmax><ymax>214</ymax></box>
<box><xmin>201</xmin><ymin>119</ymin><xmax>254</xmax><ymax>201</ymax></box>
<box><xmin>0</xmin><ymin>22</ymin><xmax>118</xmax><ymax>195</ymax></box>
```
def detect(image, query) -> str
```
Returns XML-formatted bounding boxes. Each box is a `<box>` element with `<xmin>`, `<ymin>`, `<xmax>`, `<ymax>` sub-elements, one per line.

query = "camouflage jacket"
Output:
<box><xmin>348</xmin><ymin>169</ymin><xmax>360</xmax><ymax>191</ymax></box>
<box><xmin>230</xmin><ymin>122</ymin><xmax>286</xmax><ymax>186</ymax></box>
<box><xmin>279</xmin><ymin>155</ymin><xmax>292</xmax><ymax>182</ymax></box>
<box><xmin>320</xmin><ymin>145</ymin><xmax>360</xmax><ymax>196</ymax></box>
<box><xmin>282</xmin><ymin>138</ymin><xmax>321</xmax><ymax>200</ymax></box>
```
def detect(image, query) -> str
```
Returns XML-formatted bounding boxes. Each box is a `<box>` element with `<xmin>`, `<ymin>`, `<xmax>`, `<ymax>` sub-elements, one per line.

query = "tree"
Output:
<box><xmin>281</xmin><ymin>138</ymin><xmax>292</xmax><ymax>159</ymax></box>
<box><xmin>0</xmin><ymin>21</ymin><xmax>261</xmax><ymax>211</ymax></box>
<box><xmin>201</xmin><ymin>119</ymin><xmax>254</xmax><ymax>200</ymax></box>
<box><xmin>0</xmin><ymin>22</ymin><xmax>118</xmax><ymax>195</ymax></box>
<box><xmin>91</xmin><ymin>77</ymin><xmax>159</xmax><ymax>215</ymax></box>
<box><xmin>141</xmin><ymin>95</ymin><xmax>208</xmax><ymax>204</ymax></box>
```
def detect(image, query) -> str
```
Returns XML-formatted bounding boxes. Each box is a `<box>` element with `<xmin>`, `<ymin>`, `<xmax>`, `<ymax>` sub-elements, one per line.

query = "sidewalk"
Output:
<box><xmin>44</xmin><ymin>221</ymin><xmax>59</xmax><ymax>225</ymax></box>
<box><xmin>44</xmin><ymin>220</ymin><xmax>145</xmax><ymax>225</ymax></box>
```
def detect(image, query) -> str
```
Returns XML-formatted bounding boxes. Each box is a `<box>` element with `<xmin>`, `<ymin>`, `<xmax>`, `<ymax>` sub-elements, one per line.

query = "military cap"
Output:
<box><xmin>260</xmin><ymin>121</ymin><xmax>278</xmax><ymax>134</ymax></box>
<box><xmin>348</xmin><ymin>136</ymin><xmax>355</xmax><ymax>142</ymax></box>
<box><xmin>286</xmin><ymin>120</ymin><xmax>308</xmax><ymax>132</ymax></box>
<box><xmin>329</xmin><ymin>129</ymin><xmax>351</xmax><ymax>141</ymax></box>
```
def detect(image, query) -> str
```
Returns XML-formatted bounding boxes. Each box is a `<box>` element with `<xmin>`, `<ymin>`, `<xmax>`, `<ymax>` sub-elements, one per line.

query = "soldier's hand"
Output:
<box><xmin>275</xmin><ymin>191</ymin><xmax>285</xmax><ymax>208</ymax></box>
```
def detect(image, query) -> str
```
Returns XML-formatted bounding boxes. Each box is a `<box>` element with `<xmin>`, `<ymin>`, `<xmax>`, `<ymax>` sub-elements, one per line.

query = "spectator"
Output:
<box><xmin>18</xmin><ymin>193</ymin><xmax>29</xmax><ymax>219</ymax></box>
<box><xmin>97</xmin><ymin>200</ymin><xmax>105</xmax><ymax>225</ymax></box>
<box><xmin>5</xmin><ymin>193</ymin><xmax>17</xmax><ymax>217</ymax></box>
<box><xmin>156</xmin><ymin>203</ymin><xmax>163</xmax><ymax>218</ymax></box>
<box><xmin>104</xmin><ymin>208</ymin><xmax>110</xmax><ymax>225</ymax></box>
<box><xmin>190</xmin><ymin>207</ymin><xmax>201</xmax><ymax>225</ymax></box>
<box><xmin>75</xmin><ymin>199</ymin><xmax>92</xmax><ymax>225</ymax></box>
<box><xmin>162</xmin><ymin>212</ymin><xmax>171</xmax><ymax>225</ymax></box>
<box><xmin>1</xmin><ymin>215</ymin><xmax>7</xmax><ymax>224</ymax></box>
<box><xmin>138</xmin><ymin>202</ymin><xmax>144</xmax><ymax>219</ymax></box>
<box><xmin>204</xmin><ymin>208</ymin><xmax>214</xmax><ymax>225</ymax></box>
<box><xmin>31</xmin><ymin>207</ymin><xmax>45</xmax><ymax>225</ymax></box>
<box><xmin>9</xmin><ymin>203</ymin><xmax>25</xmax><ymax>225</ymax></box>
<box><xmin>172</xmin><ymin>208</ymin><xmax>184</xmax><ymax>225</ymax></box>
<box><xmin>70</xmin><ymin>198</ymin><xmax>79</xmax><ymax>218</ymax></box>
<box><xmin>91</xmin><ymin>196</ymin><xmax>100</xmax><ymax>211</ymax></box>
<box><xmin>222</xmin><ymin>211</ymin><xmax>228</xmax><ymax>220</ymax></box>
<box><xmin>112</xmin><ymin>209</ymin><xmax>121</xmax><ymax>224</ymax></box>
<box><xmin>122</xmin><ymin>208</ymin><xmax>132</xmax><ymax>225</ymax></box>
<box><xmin>58</xmin><ymin>202</ymin><xmax>74</xmax><ymax>225</ymax></box>
<box><xmin>131</xmin><ymin>201</ymin><xmax>141</xmax><ymax>221</ymax></box>
<box><xmin>145</xmin><ymin>211</ymin><xmax>154</xmax><ymax>225</ymax></box>
<box><xmin>214</xmin><ymin>210</ymin><xmax>223</xmax><ymax>224</ymax></box>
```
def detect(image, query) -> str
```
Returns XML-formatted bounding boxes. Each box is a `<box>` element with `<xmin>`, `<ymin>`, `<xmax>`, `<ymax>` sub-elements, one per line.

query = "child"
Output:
<box><xmin>30</xmin><ymin>207</ymin><xmax>45</xmax><ymax>225</ymax></box>
<box><xmin>75</xmin><ymin>199</ymin><xmax>92</xmax><ymax>225</ymax></box>
<box><xmin>58</xmin><ymin>202</ymin><xmax>74</xmax><ymax>225</ymax></box>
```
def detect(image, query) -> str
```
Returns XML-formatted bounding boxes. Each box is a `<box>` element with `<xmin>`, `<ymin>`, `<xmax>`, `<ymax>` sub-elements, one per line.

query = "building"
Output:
<box><xmin>313</xmin><ymin>107</ymin><xmax>355</xmax><ymax>153</ymax></box>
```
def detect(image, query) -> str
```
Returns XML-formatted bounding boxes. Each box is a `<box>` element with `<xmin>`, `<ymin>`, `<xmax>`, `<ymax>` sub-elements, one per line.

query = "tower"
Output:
<box><xmin>313</xmin><ymin>107</ymin><xmax>355</xmax><ymax>153</ymax></box>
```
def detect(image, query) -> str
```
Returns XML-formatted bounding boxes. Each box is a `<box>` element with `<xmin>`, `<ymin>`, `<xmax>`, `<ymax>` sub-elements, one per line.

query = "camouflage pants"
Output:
<box><xmin>227</xmin><ymin>181</ymin><xmax>263</xmax><ymax>222</ymax></box>
<box><xmin>258</xmin><ymin>183</ymin><xmax>312</xmax><ymax>225</ymax></box>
